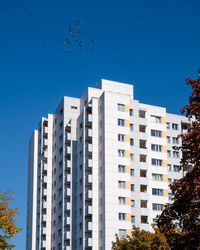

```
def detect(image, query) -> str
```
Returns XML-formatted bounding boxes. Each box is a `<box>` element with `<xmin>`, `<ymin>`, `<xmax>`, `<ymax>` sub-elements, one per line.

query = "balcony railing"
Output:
<box><xmin>85</xmin><ymin>206</ymin><xmax>92</xmax><ymax>216</ymax></box>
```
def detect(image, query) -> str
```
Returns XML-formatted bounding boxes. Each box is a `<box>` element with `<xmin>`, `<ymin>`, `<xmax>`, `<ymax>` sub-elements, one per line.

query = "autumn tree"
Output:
<box><xmin>0</xmin><ymin>191</ymin><xmax>22</xmax><ymax>249</ymax></box>
<box><xmin>112</xmin><ymin>225</ymin><xmax>170</xmax><ymax>249</ymax></box>
<box><xmin>157</xmin><ymin>69</ymin><xmax>200</xmax><ymax>250</ymax></box>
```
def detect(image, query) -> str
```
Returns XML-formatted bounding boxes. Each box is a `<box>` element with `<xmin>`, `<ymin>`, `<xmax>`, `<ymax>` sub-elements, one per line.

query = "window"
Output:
<box><xmin>174</xmin><ymin>179</ymin><xmax>178</xmax><ymax>183</ymax></box>
<box><xmin>168</xmin><ymin>178</ymin><xmax>172</xmax><ymax>183</ymax></box>
<box><xmin>59</xmin><ymin>201</ymin><xmax>62</xmax><ymax>209</ymax></box>
<box><xmin>173</xmin><ymin>151</ymin><xmax>179</xmax><ymax>158</ymax></box>
<box><xmin>118</xmin><ymin>197</ymin><xmax>126</xmax><ymax>205</ymax></box>
<box><xmin>130</xmin><ymin>124</ymin><xmax>134</xmax><ymax>131</ymax></box>
<box><xmin>119</xmin><ymin>213</ymin><xmax>126</xmax><ymax>220</ymax></box>
<box><xmin>59</xmin><ymin>174</ymin><xmax>62</xmax><ymax>182</ymax></box>
<box><xmin>118</xmin><ymin>181</ymin><xmax>126</xmax><ymax>189</ymax></box>
<box><xmin>152</xmin><ymin>203</ymin><xmax>164</xmax><ymax>211</ymax></box>
<box><xmin>150</xmin><ymin>115</ymin><xmax>161</xmax><ymax>123</ymax></box>
<box><xmin>130</xmin><ymin>153</ymin><xmax>134</xmax><ymax>161</ymax></box>
<box><xmin>131</xmin><ymin>216</ymin><xmax>135</xmax><ymax>223</ymax></box>
<box><xmin>118</xmin><ymin>165</ymin><xmax>125</xmax><ymax>173</ymax></box>
<box><xmin>118</xmin><ymin>119</ymin><xmax>125</xmax><ymax>126</ymax></box>
<box><xmin>130</xmin><ymin>138</ymin><xmax>134</xmax><ymax>146</ymax></box>
<box><xmin>141</xmin><ymin>200</ymin><xmax>147</xmax><ymax>208</ymax></box>
<box><xmin>152</xmin><ymin>188</ymin><xmax>163</xmax><ymax>196</ymax></box>
<box><xmin>151</xmin><ymin>144</ymin><xmax>162</xmax><ymax>152</ymax></box>
<box><xmin>130</xmin><ymin>169</ymin><xmax>134</xmax><ymax>176</ymax></box>
<box><xmin>139</xmin><ymin>125</ymin><xmax>146</xmax><ymax>133</ymax></box>
<box><xmin>152</xmin><ymin>173</ymin><xmax>163</xmax><ymax>181</ymax></box>
<box><xmin>172</xmin><ymin>123</ymin><xmax>179</xmax><ymax>130</ymax></box>
<box><xmin>173</xmin><ymin>137</ymin><xmax>179</xmax><ymax>144</ymax></box>
<box><xmin>173</xmin><ymin>165</ymin><xmax>180</xmax><ymax>172</ymax></box>
<box><xmin>118</xmin><ymin>104</ymin><xmax>125</xmax><ymax>112</ymax></box>
<box><xmin>59</xmin><ymin>134</ymin><xmax>63</xmax><ymax>142</ymax></box>
<box><xmin>139</xmin><ymin>110</ymin><xmax>146</xmax><ymax>118</ymax></box>
<box><xmin>130</xmin><ymin>109</ymin><xmax>133</xmax><ymax>116</ymax></box>
<box><xmin>167</xmin><ymin>150</ymin><xmax>171</xmax><ymax>157</ymax></box>
<box><xmin>58</xmin><ymin>229</ymin><xmax>61</xmax><ymax>237</ymax></box>
<box><xmin>140</xmin><ymin>170</ymin><xmax>147</xmax><ymax>177</ymax></box>
<box><xmin>168</xmin><ymin>164</ymin><xmax>172</xmax><ymax>171</ymax></box>
<box><xmin>118</xmin><ymin>149</ymin><xmax>125</xmax><ymax>157</ymax></box>
<box><xmin>166</xmin><ymin>122</ymin><xmax>170</xmax><ymax>129</ymax></box>
<box><xmin>131</xmin><ymin>184</ymin><xmax>135</xmax><ymax>191</ymax></box>
<box><xmin>141</xmin><ymin>216</ymin><xmax>148</xmax><ymax>224</ymax></box>
<box><xmin>140</xmin><ymin>185</ymin><xmax>147</xmax><ymax>192</ymax></box>
<box><xmin>71</xmin><ymin>106</ymin><xmax>77</xmax><ymax>110</ymax></box>
<box><xmin>131</xmin><ymin>200</ymin><xmax>135</xmax><ymax>207</ymax></box>
<box><xmin>167</xmin><ymin>136</ymin><xmax>170</xmax><ymax>143</ymax></box>
<box><xmin>152</xmin><ymin>158</ymin><xmax>162</xmax><ymax>166</ymax></box>
<box><xmin>151</xmin><ymin>129</ymin><xmax>161</xmax><ymax>137</ymax></box>
<box><xmin>168</xmin><ymin>193</ymin><xmax>172</xmax><ymax>200</ymax></box>
<box><xmin>118</xmin><ymin>134</ymin><xmax>125</xmax><ymax>142</ymax></box>
<box><xmin>152</xmin><ymin>218</ymin><xmax>157</xmax><ymax>224</ymax></box>
<box><xmin>119</xmin><ymin>229</ymin><xmax>126</xmax><ymax>237</ymax></box>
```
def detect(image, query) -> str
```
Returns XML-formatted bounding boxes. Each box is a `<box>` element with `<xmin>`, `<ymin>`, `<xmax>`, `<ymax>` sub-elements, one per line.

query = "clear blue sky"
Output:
<box><xmin>0</xmin><ymin>0</ymin><xmax>199</xmax><ymax>248</ymax></box>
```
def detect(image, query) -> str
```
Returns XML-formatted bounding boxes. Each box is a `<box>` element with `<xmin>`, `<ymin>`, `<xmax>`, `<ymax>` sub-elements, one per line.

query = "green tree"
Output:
<box><xmin>157</xmin><ymin>69</ymin><xmax>200</xmax><ymax>250</ymax></box>
<box><xmin>0</xmin><ymin>191</ymin><xmax>22</xmax><ymax>249</ymax></box>
<box><xmin>112</xmin><ymin>225</ymin><xmax>170</xmax><ymax>249</ymax></box>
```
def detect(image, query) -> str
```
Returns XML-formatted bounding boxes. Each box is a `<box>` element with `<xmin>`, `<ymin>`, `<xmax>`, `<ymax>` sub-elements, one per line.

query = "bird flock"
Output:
<box><xmin>29</xmin><ymin>14</ymin><xmax>94</xmax><ymax>54</ymax></box>
<box><xmin>57</xmin><ymin>18</ymin><xmax>94</xmax><ymax>54</ymax></box>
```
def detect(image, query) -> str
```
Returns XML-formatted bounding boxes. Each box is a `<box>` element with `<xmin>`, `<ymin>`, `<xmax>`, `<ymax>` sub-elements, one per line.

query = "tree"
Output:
<box><xmin>0</xmin><ymin>191</ymin><xmax>22</xmax><ymax>249</ymax></box>
<box><xmin>157</xmin><ymin>69</ymin><xmax>200</xmax><ymax>250</ymax></box>
<box><xmin>112</xmin><ymin>225</ymin><xmax>170</xmax><ymax>249</ymax></box>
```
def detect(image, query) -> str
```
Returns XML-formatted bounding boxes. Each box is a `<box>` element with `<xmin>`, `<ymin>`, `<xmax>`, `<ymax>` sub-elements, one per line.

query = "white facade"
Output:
<box><xmin>26</xmin><ymin>79</ymin><xmax>190</xmax><ymax>250</ymax></box>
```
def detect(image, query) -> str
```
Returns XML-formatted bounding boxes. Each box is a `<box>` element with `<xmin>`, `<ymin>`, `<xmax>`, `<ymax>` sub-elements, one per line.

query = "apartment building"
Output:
<box><xmin>26</xmin><ymin>79</ymin><xmax>190</xmax><ymax>250</ymax></box>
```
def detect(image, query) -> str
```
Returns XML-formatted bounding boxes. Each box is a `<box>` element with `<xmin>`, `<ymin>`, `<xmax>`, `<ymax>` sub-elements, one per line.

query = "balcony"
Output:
<box><xmin>44</xmin><ymin>126</ymin><xmax>48</xmax><ymax>134</ymax></box>
<box><xmin>42</xmin><ymin>176</ymin><xmax>47</xmax><ymax>185</ymax></box>
<box><xmin>65</xmin><ymin>189</ymin><xmax>71</xmax><ymax>198</ymax></box>
<box><xmin>85</xmin><ymin>238</ymin><xmax>92</xmax><ymax>247</ymax></box>
<box><xmin>42</xmin><ymin>202</ymin><xmax>47</xmax><ymax>210</ymax></box>
<box><xmin>41</xmin><ymin>227</ymin><xmax>46</xmax><ymax>235</ymax></box>
<box><xmin>85</xmin><ymin>190</ymin><xmax>92</xmax><ymax>201</ymax></box>
<box><xmin>42</xmin><ymin>214</ymin><xmax>46</xmax><ymax>222</ymax></box>
<box><xmin>65</xmin><ymin>122</ymin><xmax>71</xmax><ymax>133</ymax></box>
<box><xmin>85</xmin><ymin>221</ymin><xmax>92</xmax><ymax>231</ymax></box>
<box><xmin>64</xmin><ymin>217</ymin><xmax>71</xmax><ymax>226</ymax></box>
<box><xmin>43</xmin><ymin>151</ymin><xmax>48</xmax><ymax>159</ymax></box>
<box><xmin>85</xmin><ymin>206</ymin><xmax>92</xmax><ymax>216</ymax></box>
<box><xmin>65</xmin><ymin>175</ymin><xmax>71</xmax><ymax>184</ymax></box>
<box><xmin>85</xmin><ymin>129</ymin><xmax>92</xmax><ymax>142</ymax></box>
<box><xmin>43</xmin><ymin>139</ymin><xmax>48</xmax><ymax>146</ymax></box>
<box><xmin>42</xmin><ymin>189</ymin><xmax>47</xmax><ymax>197</ymax></box>
<box><xmin>86</xmin><ymin>159</ymin><xmax>92</xmax><ymax>170</ymax></box>
<box><xmin>64</xmin><ymin>202</ymin><xmax>71</xmax><ymax>212</ymax></box>
<box><xmin>65</xmin><ymin>133</ymin><xmax>71</xmax><ymax>141</ymax></box>
<box><xmin>85</xmin><ymin>144</ymin><xmax>92</xmax><ymax>156</ymax></box>
<box><xmin>65</xmin><ymin>146</ymin><xmax>71</xmax><ymax>155</ymax></box>
<box><xmin>41</xmin><ymin>241</ymin><xmax>46</xmax><ymax>248</ymax></box>
<box><xmin>65</xmin><ymin>160</ymin><xmax>71</xmax><ymax>169</ymax></box>
<box><xmin>85</xmin><ymin>175</ymin><xmax>92</xmax><ymax>185</ymax></box>
<box><xmin>42</xmin><ymin>164</ymin><xmax>47</xmax><ymax>172</ymax></box>
<box><xmin>85</xmin><ymin>114</ymin><xmax>92</xmax><ymax>127</ymax></box>
<box><xmin>64</xmin><ymin>231</ymin><xmax>71</xmax><ymax>240</ymax></box>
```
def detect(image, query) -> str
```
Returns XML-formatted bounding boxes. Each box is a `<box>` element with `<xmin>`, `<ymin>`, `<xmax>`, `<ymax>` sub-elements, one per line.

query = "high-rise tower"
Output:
<box><xmin>26</xmin><ymin>79</ymin><xmax>190</xmax><ymax>250</ymax></box>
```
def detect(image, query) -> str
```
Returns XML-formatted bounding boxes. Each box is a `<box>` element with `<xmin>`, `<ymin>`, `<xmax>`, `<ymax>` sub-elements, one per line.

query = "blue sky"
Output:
<box><xmin>0</xmin><ymin>0</ymin><xmax>199</xmax><ymax>248</ymax></box>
